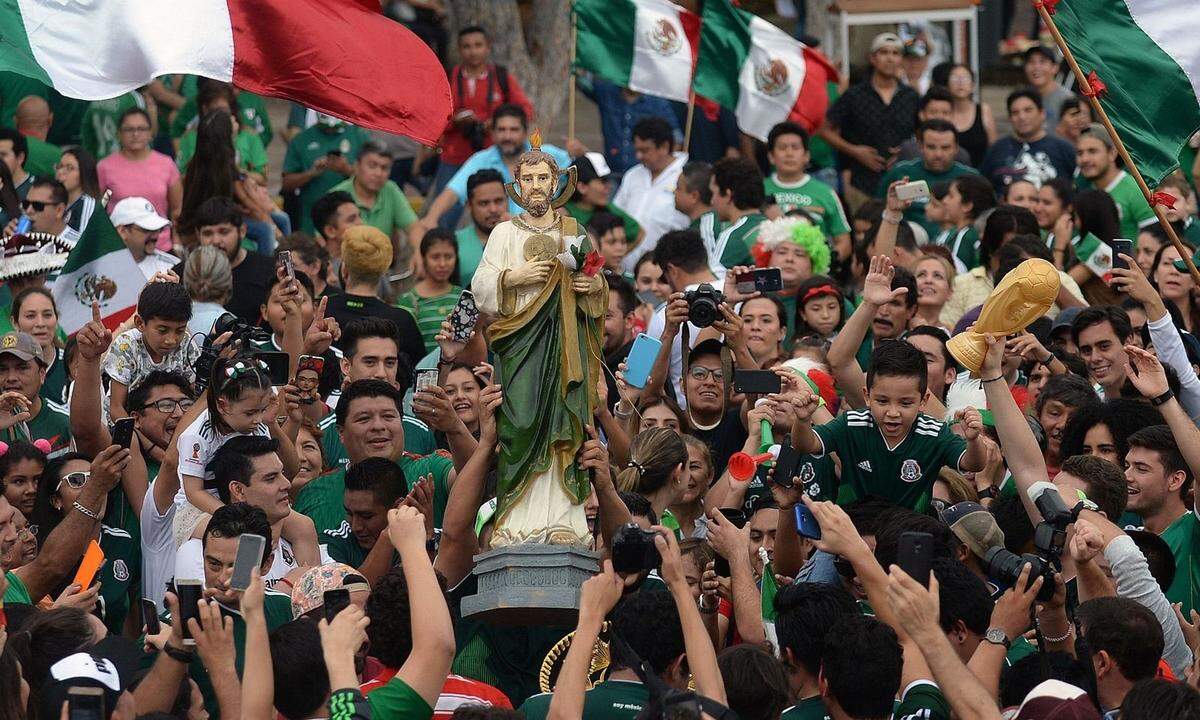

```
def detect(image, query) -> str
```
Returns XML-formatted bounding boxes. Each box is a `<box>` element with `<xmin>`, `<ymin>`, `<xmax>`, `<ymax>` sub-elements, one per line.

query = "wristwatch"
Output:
<box><xmin>983</xmin><ymin>628</ymin><xmax>1011</xmax><ymax>650</ymax></box>
<box><xmin>977</xmin><ymin>486</ymin><xmax>999</xmax><ymax>500</ymax></box>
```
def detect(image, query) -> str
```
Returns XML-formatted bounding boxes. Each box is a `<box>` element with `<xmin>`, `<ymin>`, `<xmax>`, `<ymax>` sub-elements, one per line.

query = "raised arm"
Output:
<box><xmin>828</xmin><ymin>256</ymin><xmax>906</xmax><ymax>407</ymax></box>
<box><xmin>1122</xmin><ymin>345</ymin><xmax>1200</xmax><ymax>494</ymax></box>
<box><xmin>979</xmin><ymin>334</ymin><xmax>1048</xmax><ymax>523</ymax></box>
<box><xmin>69</xmin><ymin>302</ymin><xmax>114</xmax><ymax>456</ymax></box>
<box><xmin>548</xmin><ymin>561</ymin><xmax>623</xmax><ymax>720</ymax></box>
<box><xmin>873</xmin><ymin>179</ymin><xmax>912</xmax><ymax>261</ymax></box>
<box><xmin>656</xmin><ymin>528</ymin><xmax>727</xmax><ymax>704</ymax></box>
<box><xmin>239</xmin><ymin>574</ymin><xmax>274</xmax><ymax>720</ymax></box>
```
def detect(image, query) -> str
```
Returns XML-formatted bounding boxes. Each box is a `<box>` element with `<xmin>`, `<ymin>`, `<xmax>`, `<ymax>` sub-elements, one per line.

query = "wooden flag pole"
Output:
<box><xmin>683</xmin><ymin>91</ymin><xmax>697</xmax><ymax>153</ymax></box>
<box><xmin>568</xmin><ymin>13</ymin><xmax>577</xmax><ymax>143</ymax></box>
<box><xmin>1035</xmin><ymin>1</ymin><xmax>1200</xmax><ymax>287</ymax></box>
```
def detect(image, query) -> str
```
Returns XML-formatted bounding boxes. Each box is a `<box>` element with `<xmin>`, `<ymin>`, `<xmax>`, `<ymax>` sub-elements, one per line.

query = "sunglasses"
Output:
<box><xmin>55</xmin><ymin>471</ymin><xmax>90</xmax><ymax>492</ymax></box>
<box><xmin>20</xmin><ymin>199</ymin><xmax>54</xmax><ymax>212</ymax></box>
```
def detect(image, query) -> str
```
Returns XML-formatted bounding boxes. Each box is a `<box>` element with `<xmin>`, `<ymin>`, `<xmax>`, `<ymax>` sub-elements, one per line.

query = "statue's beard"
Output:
<box><xmin>524</xmin><ymin>193</ymin><xmax>550</xmax><ymax>216</ymax></box>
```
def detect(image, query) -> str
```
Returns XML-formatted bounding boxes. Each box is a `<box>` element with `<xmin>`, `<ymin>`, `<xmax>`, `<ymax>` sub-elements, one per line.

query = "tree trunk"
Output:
<box><xmin>445</xmin><ymin>0</ymin><xmax>573</xmax><ymax>138</ymax></box>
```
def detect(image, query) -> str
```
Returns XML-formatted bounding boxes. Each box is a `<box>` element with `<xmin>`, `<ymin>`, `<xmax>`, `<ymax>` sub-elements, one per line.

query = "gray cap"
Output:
<box><xmin>0</xmin><ymin>331</ymin><xmax>45</xmax><ymax>366</ymax></box>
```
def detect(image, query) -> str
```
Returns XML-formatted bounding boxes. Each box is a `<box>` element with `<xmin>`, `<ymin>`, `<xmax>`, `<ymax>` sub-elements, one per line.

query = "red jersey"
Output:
<box><xmin>361</xmin><ymin>667</ymin><xmax>512</xmax><ymax>719</ymax></box>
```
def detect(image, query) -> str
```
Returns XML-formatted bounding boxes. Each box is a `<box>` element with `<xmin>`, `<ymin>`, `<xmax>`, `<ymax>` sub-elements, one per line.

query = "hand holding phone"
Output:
<box><xmin>895</xmin><ymin>180</ymin><xmax>930</xmax><ymax>203</ymax></box>
<box><xmin>175</xmin><ymin>580</ymin><xmax>203</xmax><ymax>645</ymax></box>
<box><xmin>897</xmin><ymin>531</ymin><xmax>934</xmax><ymax>587</ymax></box>
<box><xmin>142</xmin><ymin>598</ymin><xmax>161</xmax><ymax>635</ymax></box>
<box><xmin>1110</xmin><ymin>239</ymin><xmax>1133</xmax><ymax>273</ymax></box>
<box><xmin>323</xmin><ymin>588</ymin><xmax>351</xmax><ymax>623</ymax></box>
<box><xmin>277</xmin><ymin>250</ymin><xmax>295</xmax><ymax>281</ymax></box>
<box><xmin>795</xmin><ymin>504</ymin><xmax>822</xmax><ymax>540</ymax></box>
<box><xmin>415</xmin><ymin>368</ymin><xmax>440</xmax><ymax>392</ymax></box>
<box><xmin>623</xmin><ymin>333</ymin><xmax>662</xmax><ymax>389</ymax></box>
<box><xmin>111</xmin><ymin>417</ymin><xmax>135</xmax><ymax>450</ymax></box>
<box><xmin>73</xmin><ymin>540</ymin><xmax>105</xmax><ymax>590</ymax></box>
<box><xmin>231</xmin><ymin>534</ymin><xmax>266</xmax><ymax>591</ymax></box>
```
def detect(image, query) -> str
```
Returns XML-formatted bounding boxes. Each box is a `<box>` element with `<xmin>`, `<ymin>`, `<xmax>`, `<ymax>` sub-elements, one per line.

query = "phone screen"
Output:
<box><xmin>176</xmin><ymin>580</ymin><xmax>203</xmax><ymax>644</ymax></box>
<box><xmin>111</xmin><ymin>417</ymin><xmax>135</xmax><ymax>450</ymax></box>
<box><xmin>231</xmin><ymin>534</ymin><xmax>266</xmax><ymax>591</ymax></box>
<box><xmin>324</xmin><ymin>588</ymin><xmax>351</xmax><ymax>623</ymax></box>
<box><xmin>415</xmin><ymin>369</ymin><xmax>440</xmax><ymax>392</ymax></box>
<box><xmin>142</xmin><ymin>598</ymin><xmax>161</xmax><ymax>635</ymax></box>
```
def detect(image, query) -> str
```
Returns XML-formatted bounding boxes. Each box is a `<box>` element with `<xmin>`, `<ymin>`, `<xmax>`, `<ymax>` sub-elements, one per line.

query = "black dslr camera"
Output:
<box><xmin>194</xmin><ymin>312</ymin><xmax>272</xmax><ymax>392</ymax></box>
<box><xmin>683</xmin><ymin>283</ymin><xmax>724</xmax><ymax>328</ymax></box>
<box><xmin>611</xmin><ymin>523</ymin><xmax>660</xmax><ymax>574</ymax></box>
<box><xmin>983</xmin><ymin>483</ymin><xmax>1082</xmax><ymax>602</ymax></box>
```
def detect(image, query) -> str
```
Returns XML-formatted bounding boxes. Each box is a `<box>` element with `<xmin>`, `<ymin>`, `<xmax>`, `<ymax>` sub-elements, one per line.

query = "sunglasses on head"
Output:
<box><xmin>55</xmin><ymin>471</ymin><xmax>90</xmax><ymax>492</ymax></box>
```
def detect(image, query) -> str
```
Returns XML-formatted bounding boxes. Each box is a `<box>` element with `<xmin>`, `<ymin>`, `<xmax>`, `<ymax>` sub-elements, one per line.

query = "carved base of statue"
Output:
<box><xmin>460</xmin><ymin>544</ymin><xmax>601</xmax><ymax>626</ymax></box>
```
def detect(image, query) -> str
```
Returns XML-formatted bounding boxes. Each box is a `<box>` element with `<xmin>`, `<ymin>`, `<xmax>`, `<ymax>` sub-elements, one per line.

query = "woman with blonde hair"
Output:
<box><xmin>614</xmin><ymin>427</ymin><xmax>689</xmax><ymax>534</ymax></box>
<box><xmin>182</xmin><ymin>245</ymin><xmax>232</xmax><ymax>336</ymax></box>
<box><xmin>671</xmin><ymin>435</ymin><xmax>713</xmax><ymax>539</ymax></box>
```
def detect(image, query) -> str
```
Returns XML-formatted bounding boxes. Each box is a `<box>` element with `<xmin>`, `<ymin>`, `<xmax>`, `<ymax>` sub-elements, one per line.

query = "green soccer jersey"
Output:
<box><xmin>97</xmin><ymin>523</ymin><xmax>139</xmax><ymax>635</ymax></box>
<box><xmin>519</xmin><ymin>679</ymin><xmax>649</xmax><ymax>720</ymax></box>
<box><xmin>740</xmin><ymin>453</ymin><xmax>838</xmax><ymax>518</ymax></box>
<box><xmin>691</xmin><ymin>209</ymin><xmax>724</xmax><ymax>249</ymax></box>
<box><xmin>397</xmin><ymin>286</ymin><xmax>462</xmax><ymax>355</ymax></box>
<box><xmin>813</xmin><ymin>409</ymin><xmax>967</xmax><ymax>512</ymax></box>
<box><xmin>716</xmin><ymin>212</ymin><xmax>766</xmax><ymax>268</ymax></box>
<box><xmin>893</xmin><ymin>681</ymin><xmax>950</xmax><ymax>720</ymax></box>
<box><xmin>1081</xmin><ymin>170</ymin><xmax>1155</xmax><ymax>241</ymax></box>
<box><xmin>318</xmin><ymin>411</ymin><xmax>437</xmax><ymax>470</ymax></box>
<box><xmin>455</xmin><ymin>226</ymin><xmax>487</xmax><ymax>289</ymax></box>
<box><xmin>330</xmin><ymin>177</ymin><xmax>418</xmax><ymax>238</ymax></box>
<box><xmin>2</xmin><ymin>399</ymin><xmax>72</xmax><ymax>458</ymax></box>
<box><xmin>782</xmin><ymin>696</ymin><xmax>831</xmax><ymax>720</ymax></box>
<box><xmin>322</xmin><ymin>522</ymin><xmax>370</xmax><ymax>568</ymax></box>
<box><xmin>1161</xmin><ymin>511</ymin><xmax>1200</xmax><ymax>616</ymax></box>
<box><xmin>875</xmin><ymin>160</ymin><xmax>979</xmax><ymax>237</ymax></box>
<box><xmin>765</xmin><ymin>174</ymin><xmax>852</xmax><ymax>239</ymax></box>
<box><xmin>564</xmin><ymin>201</ymin><xmax>643</xmax><ymax>248</ymax></box>
<box><xmin>81</xmin><ymin>92</ymin><xmax>145</xmax><ymax>160</ymax></box>
<box><xmin>3</xmin><ymin>569</ymin><xmax>30</xmax><ymax>604</ymax></box>
<box><xmin>295</xmin><ymin>453</ymin><xmax>452</xmax><ymax>535</ymax></box>
<box><xmin>936</xmin><ymin>226</ymin><xmax>981</xmax><ymax>273</ymax></box>
<box><xmin>366</xmin><ymin>676</ymin><xmax>433</xmax><ymax>720</ymax></box>
<box><xmin>283</xmin><ymin>124</ymin><xmax>369</xmax><ymax>233</ymax></box>
<box><xmin>176</xmin><ymin>129</ymin><xmax>268</xmax><ymax>175</ymax></box>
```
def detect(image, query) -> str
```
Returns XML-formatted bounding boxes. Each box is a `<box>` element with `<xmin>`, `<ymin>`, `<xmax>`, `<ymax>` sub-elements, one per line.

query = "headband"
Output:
<box><xmin>0</xmin><ymin>439</ymin><xmax>52</xmax><ymax>457</ymax></box>
<box><xmin>801</xmin><ymin>283</ymin><xmax>840</xmax><ymax>303</ymax></box>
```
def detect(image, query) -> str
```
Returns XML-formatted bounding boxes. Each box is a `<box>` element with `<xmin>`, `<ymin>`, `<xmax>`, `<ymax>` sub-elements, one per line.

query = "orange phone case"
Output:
<box><xmin>72</xmin><ymin>540</ymin><xmax>105</xmax><ymax>589</ymax></box>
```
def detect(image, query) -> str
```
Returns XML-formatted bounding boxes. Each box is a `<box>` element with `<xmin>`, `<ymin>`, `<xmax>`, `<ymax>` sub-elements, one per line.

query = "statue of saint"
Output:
<box><xmin>471</xmin><ymin>131</ymin><xmax>607</xmax><ymax>547</ymax></box>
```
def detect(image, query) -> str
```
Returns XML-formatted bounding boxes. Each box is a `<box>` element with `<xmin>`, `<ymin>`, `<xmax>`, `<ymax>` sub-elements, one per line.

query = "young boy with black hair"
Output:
<box><xmin>793</xmin><ymin>335</ymin><xmax>987</xmax><ymax>511</ymax></box>
<box><xmin>104</xmin><ymin>279</ymin><xmax>199</xmax><ymax>418</ymax></box>
<box><xmin>763</xmin><ymin>121</ymin><xmax>851</xmax><ymax>262</ymax></box>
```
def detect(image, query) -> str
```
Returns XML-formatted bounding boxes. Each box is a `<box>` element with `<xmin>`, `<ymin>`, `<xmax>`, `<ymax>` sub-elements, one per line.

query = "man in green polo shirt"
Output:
<box><xmin>876</xmin><ymin>119</ymin><xmax>978</xmax><ymax>238</ymax></box>
<box><xmin>295</xmin><ymin>380</ymin><xmax>452</xmax><ymax>538</ymax></box>
<box><xmin>14</xmin><ymin>96</ymin><xmax>61</xmax><ymax>178</ymax></box>
<box><xmin>455</xmin><ymin>168</ymin><xmax>507</xmax><ymax>288</ymax></box>
<box><xmin>711</xmin><ymin>156</ymin><xmax>767</xmax><ymax>269</ymax></box>
<box><xmin>321</xmin><ymin>457</ymin><xmax>406</xmax><ymax>568</ymax></box>
<box><xmin>1076</xmin><ymin>123</ymin><xmax>1155</xmax><ymax>240</ymax></box>
<box><xmin>0</xmin><ymin>331</ymin><xmax>71</xmax><ymax>457</ymax></box>
<box><xmin>282</xmin><ymin>115</ymin><xmax>368</xmax><ymax>233</ymax></box>
<box><xmin>329</xmin><ymin>140</ymin><xmax>418</xmax><ymax>272</ymax></box>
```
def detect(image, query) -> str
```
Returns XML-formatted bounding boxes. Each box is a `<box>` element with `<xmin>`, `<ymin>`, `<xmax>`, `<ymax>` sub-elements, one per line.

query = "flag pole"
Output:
<box><xmin>568</xmin><ymin>11</ymin><xmax>578</xmax><ymax>143</ymax></box>
<box><xmin>1035</xmin><ymin>1</ymin><xmax>1200</xmax><ymax>286</ymax></box>
<box><xmin>683</xmin><ymin>91</ymin><xmax>697</xmax><ymax>153</ymax></box>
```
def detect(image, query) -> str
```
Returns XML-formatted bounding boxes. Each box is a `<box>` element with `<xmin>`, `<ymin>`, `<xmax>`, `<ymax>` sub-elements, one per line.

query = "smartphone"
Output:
<box><xmin>711</xmin><ymin>508</ymin><xmax>748</xmax><ymax>577</ymax></box>
<box><xmin>772</xmin><ymin>443</ymin><xmax>801</xmax><ymax>488</ymax></box>
<box><xmin>68</xmin><ymin>686</ymin><xmax>105</xmax><ymax>720</ymax></box>
<box><xmin>277</xmin><ymin>250</ymin><xmax>295</xmax><ymax>280</ymax></box>
<box><xmin>1110</xmin><ymin>239</ymin><xmax>1133</xmax><ymax>272</ymax></box>
<box><xmin>111</xmin><ymin>417</ymin><xmax>135</xmax><ymax>450</ymax></box>
<box><xmin>176</xmin><ymin>579</ymin><xmax>203</xmax><ymax>645</ymax></box>
<box><xmin>624</xmin><ymin>333</ymin><xmax>662</xmax><ymax>389</ymax></box>
<box><xmin>254</xmin><ymin>351</ymin><xmax>291</xmax><ymax>386</ymax></box>
<box><xmin>895</xmin><ymin>180</ymin><xmax>931</xmax><ymax>203</ymax></box>
<box><xmin>73</xmin><ymin>540</ymin><xmax>105</xmax><ymax>590</ymax></box>
<box><xmin>231</xmin><ymin>533</ymin><xmax>266</xmax><ymax>591</ymax></box>
<box><xmin>415</xmin><ymin>368</ymin><xmax>440</xmax><ymax>392</ymax></box>
<box><xmin>795</xmin><ymin>504</ymin><xmax>822</xmax><ymax>540</ymax></box>
<box><xmin>15</xmin><ymin>215</ymin><xmax>31</xmax><ymax>236</ymax></box>
<box><xmin>142</xmin><ymin>598</ymin><xmax>161</xmax><ymax>635</ymax></box>
<box><xmin>636</xmin><ymin>290</ymin><xmax>662</xmax><ymax>307</ymax></box>
<box><xmin>733</xmin><ymin>369</ymin><xmax>782</xmax><ymax>395</ymax></box>
<box><xmin>323</xmin><ymin>588</ymin><xmax>351</xmax><ymax>623</ymax></box>
<box><xmin>735</xmin><ymin>267</ymin><xmax>784</xmax><ymax>295</ymax></box>
<box><xmin>897</xmin><ymin>531</ymin><xmax>934</xmax><ymax>587</ymax></box>
<box><xmin>449</xmin><ymin>289</ymin><xmax>480</xmax><ymax>343</ymax></box>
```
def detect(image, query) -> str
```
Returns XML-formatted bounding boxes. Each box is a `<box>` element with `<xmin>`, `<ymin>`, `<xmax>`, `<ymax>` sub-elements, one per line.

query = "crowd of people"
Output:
<box><xmin>3</xmin><ymin>6</ymin><xmax>1200</xmax><ymax>720</ymax></box>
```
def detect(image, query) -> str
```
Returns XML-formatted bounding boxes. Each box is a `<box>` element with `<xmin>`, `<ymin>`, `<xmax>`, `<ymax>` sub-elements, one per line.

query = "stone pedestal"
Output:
<box><xmin>460</xmin><ymin>544</ymin><xmax>601</xmax><ymax>626</ymax></box>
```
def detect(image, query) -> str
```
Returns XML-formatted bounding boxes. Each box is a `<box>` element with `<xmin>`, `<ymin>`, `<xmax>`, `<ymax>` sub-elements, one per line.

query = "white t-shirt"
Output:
<box><xmin>174</xmin><ymin>536</ymin><xmax>298</xmax><ymax>591</ymax></box>
<box><xmin>140</xmin><ymin>477</ymin><xmax>177</xmax><ymax>611</ymax></box>
<box><xmin>174</xmin><ymin>409</ymin><xmax>270</xmax><ymax>506</ymax></box>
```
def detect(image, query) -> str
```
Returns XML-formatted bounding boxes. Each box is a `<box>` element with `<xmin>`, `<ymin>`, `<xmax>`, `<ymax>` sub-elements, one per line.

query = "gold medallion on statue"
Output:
<box><xmin>523</xmin><ymin>233</ymin><xmax>559</xmax><ymax>262</ymax></box>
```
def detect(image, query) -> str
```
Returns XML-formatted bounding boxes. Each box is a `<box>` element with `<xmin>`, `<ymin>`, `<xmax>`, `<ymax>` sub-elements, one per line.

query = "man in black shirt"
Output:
<box><xmin>820</xmin><ymin>33</ymin><xmax>920</xmax><ymax>198</ymax></box>
<box><xmin>174</xmin><ymin>197</ymin><xmax>275</xmax><ymax>324</ymax></box>
<box><xmin>323</xmin><ymin>225</ymin><xmax>425</xmax><ymax>369</ymax></box>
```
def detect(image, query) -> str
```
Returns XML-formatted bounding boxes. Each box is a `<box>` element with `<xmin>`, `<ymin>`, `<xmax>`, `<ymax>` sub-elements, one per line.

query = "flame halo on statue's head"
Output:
<box><xmin>505</xmin><ymin>128</ymin><xmax>577</xmax><ymax>213</ymax></box>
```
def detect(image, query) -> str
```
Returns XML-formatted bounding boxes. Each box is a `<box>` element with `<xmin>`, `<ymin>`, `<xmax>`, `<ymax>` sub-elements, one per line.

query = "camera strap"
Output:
<box><xmin>610</xmin><ymin>630</ymin><xmax>739</xmax><ymax>720</ymax></box>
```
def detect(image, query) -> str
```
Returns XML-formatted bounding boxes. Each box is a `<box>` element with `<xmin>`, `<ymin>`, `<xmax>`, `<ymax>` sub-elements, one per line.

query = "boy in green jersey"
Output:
<box><xmin>764</xmin><ymin>121</ymin><xmax>852</xmax><ymax>263</ymax></box>
<box><xmin>793</xmin><ymin>335</ymin><xmax>987</xmax><ymax>512</ymax></box>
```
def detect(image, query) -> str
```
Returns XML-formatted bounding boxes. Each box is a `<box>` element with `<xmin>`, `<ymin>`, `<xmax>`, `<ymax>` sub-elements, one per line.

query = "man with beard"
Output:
<box><xmin>411</xmin><ymin>104</ymin><xmax>570</xmax><ymax>242</ymax></box>
<box><xmin>454</xmin><ymin>169</ymin><xmax>507</xmax><ymax>288</ymax></box>
<box><xmin>172</xmin><ymin>197</ymin><xmax>275</xmax><ymax>324</ymax></box>
<box><xmin>979</xmin><ymin>88</ymin><xmax>1076</xmax><ymax>192</ymax></box>
<box><xmin>471</xmin><ymin>131</ymin><xmax>606</xmax><ymax>547</ymax></box>
<box><xmin>1076</xmin><ymin>123</ymin><xmax>1156</xmax><ymax>240</ymax></box>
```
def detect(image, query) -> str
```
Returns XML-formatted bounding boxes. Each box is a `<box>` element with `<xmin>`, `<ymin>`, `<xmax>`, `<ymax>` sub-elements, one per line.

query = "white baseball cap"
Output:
<box><xmin>110</xmin><ymin>197</ymin><xmax>170</xmax><ymax>231</ymax></box>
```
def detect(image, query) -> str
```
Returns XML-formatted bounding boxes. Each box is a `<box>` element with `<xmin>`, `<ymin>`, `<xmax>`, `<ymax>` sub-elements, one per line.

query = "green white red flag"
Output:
<box><xmin>1052</xmin><ymin>0</ymin><xmax>1200</xmax><ymax>186</ymax></box>
<box><xmin>52</xmin><ymin>210</ymin><xmax>143</xmax><ymax>335</ymax></box>
<box><xmin>574</xmin><ymin>0</ymin><xmax>701</xmax><ymax>104</ymax></box>
<box><xmin>693</xmin><ymin>0</ymin><xmax>836</xmax><ymax>140</ymax></box>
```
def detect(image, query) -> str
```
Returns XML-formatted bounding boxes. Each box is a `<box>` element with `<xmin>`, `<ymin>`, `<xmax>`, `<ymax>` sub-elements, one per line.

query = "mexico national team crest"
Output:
<box><xmin>113</xmin><ymin>559</ymin><xmax>130</xmax><ymax>582</ymax></box>
<box><xmin>73</xmin><ymin>274</ymin><xmax>117</xmax><ymax>307</ymax></box>
<box><xmin>900</xmin><ymin>459</ymin><xmax>923</xmax><ymax>483</ymax></box>
<box><xmin>645</xmin><ymin>17</ymin><xmax>682</xmax><ymax>56</ymax></box>
<box><xmin>754</xmin><ymin>58</ymin><xmax>791</xmax><ymax>97</ymax></box>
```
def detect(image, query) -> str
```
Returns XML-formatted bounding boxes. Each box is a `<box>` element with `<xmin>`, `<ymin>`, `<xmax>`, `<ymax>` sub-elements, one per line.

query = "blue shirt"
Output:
<box><xmin>583</xmin><ymin>77</ymin><xmax>682</xmax><ymax>174</ymax></box>
<box><xmin>445</xmin><ymin>142</ymin><xmax>572</xmax><ymax>216</ymax></box>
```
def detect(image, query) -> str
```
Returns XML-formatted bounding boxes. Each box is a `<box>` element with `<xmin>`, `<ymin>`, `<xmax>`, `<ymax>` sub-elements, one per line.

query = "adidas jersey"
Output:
<box><xmin>812</xmin><ymin>409</ymin><xmax>967</xmax><ymax>512</ymax></box>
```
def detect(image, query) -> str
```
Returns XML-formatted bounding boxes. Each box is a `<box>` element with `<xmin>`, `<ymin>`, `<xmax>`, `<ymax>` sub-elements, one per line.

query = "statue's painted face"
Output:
<box><xmin>518</xmin><ymin>159</ymin><xmax>556</xmax><ymax>216</ymax></box>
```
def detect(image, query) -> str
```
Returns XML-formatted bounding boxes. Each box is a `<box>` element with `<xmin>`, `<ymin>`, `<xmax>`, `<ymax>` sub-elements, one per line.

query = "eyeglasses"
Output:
<box><xmin>56</xmin><ymin>471</ymin><xmax>90</xmax><ymax>492</ymax></box>
<box><xmin>20</xmin><ymin>199</ymin><xmax>52</xmax><ymax>212</ymax></box>
<box><xmin>141</xmin><ymin>398</ymin><xmax>194</xmax><ymax>414</ymax></box>
<box><xmin>688</xmin><ymin>366</ymin><xmax>724</xmax><ymax>383</ymax></box>
<box><xmin>120</xmin><ymin>126</ymin><xmax>151</xmax><ymax>134</ymax></box>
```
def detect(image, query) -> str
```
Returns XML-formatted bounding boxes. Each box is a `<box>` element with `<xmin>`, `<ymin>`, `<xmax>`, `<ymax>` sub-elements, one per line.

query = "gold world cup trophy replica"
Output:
<box><xmin>947</xmin><ymin>258</ymin><xmax>1061</xmax><ymax>374</ymax></box>
<box><xmin>464</xmin><ymin>130</ymin><xmax>608</xmax><ymax>625</ymax></box>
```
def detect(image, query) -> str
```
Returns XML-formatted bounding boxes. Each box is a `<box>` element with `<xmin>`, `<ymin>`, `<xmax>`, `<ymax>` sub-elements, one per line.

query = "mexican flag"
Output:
<box><xmin>693</xmin><ymin>0</ymin><xmax>836</xmax><ymax>141</ymax></box>
<box><xmin>52</xmin><ymin>210</ymin><xmax>143</xmax><ymax>335</ymax></box>
<box><xmin>0</xmin><ymin>0</ymin><xmax>451</xmax><ymax>145</ymax></box>
<box><xmin>761</xmin><ymin>558</ymin><xmax>779</xmax><ymax>654</ymax></box>
<box><xmin>1053</xmin><ymin>0</ymin><xmax>1200</xmax><ymax>186</ymax></box>
<box><xmin>575</xmin><ymin>0</ymin><xmax>700</xmax><ymax>104</ymax></box>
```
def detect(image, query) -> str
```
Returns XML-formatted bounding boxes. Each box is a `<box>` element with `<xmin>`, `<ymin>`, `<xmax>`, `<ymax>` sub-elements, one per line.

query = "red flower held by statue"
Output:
<box><xmin>582</xmin><ymin>251</ymin><xmax>605</xmax><ymax>277</ymax></box>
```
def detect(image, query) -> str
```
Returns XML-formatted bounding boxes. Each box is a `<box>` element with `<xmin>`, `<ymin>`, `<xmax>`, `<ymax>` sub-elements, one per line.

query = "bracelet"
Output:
<box><xmin>881</xmin><ymin>210</ymin><xmax>902</xmax><ymax>225</ymax></box>
<box><xmin>72</xmin><ymin>501</ymin><xmax>100</xmax><ymax>519</ymax></box>
<box><xmin>981</xmin><ymin>375</ymin><xmax>1004</xmax><ymax>384</ymax></box>
<box><xmin>1151</xmin><ymin>389</ymin><xmax>1175</xmax><ymax>406</ymax></box>
<box><xmin>698</xmin><ymin>596</ymin><xmax>719</xmax><ymax>614</ymax></box>
<box><xmin>614</xmin><ymin>403</ymin><xmax>634</xmax><ymax>419</ymax></box>
<box><xmin>1039</xmin><ymin>355</ymin><xmax>1055</xmax><ymax>368</ymax></box>
<box><xmin>162</xmin><ymin>644</ymin><xmax>196</xmax><ymax>663</ymax></box>
<box><xmin>1041</xmin><ymin>628</ymin><xmax>1072</xmax><ymax>643</ymax></box>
